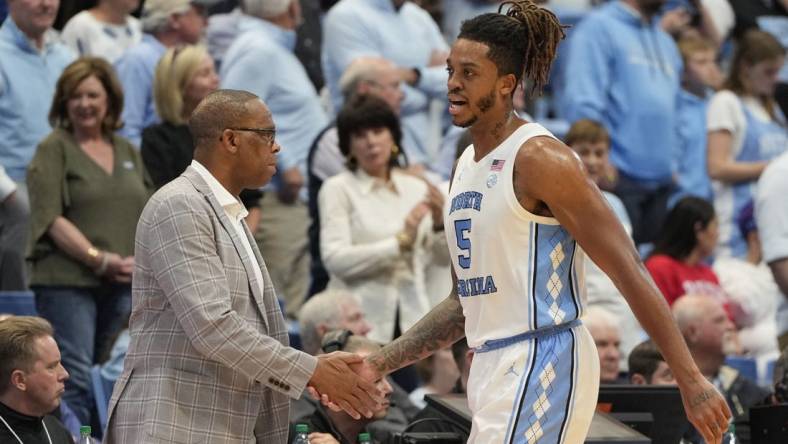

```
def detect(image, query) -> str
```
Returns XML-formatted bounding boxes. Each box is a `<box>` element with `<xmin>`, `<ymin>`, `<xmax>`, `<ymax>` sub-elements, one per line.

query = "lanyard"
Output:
<box><xmin>0</xmin><ymin>413</ymin><xmax>53</xmax><ymax>444</ymax></box>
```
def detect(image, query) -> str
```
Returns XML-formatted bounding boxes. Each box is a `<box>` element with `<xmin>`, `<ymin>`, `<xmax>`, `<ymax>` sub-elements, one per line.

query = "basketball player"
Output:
<box><xmin>315</xmin><ymin>2</ymin><xmax>731</xmax><ymax>443</ymax></box>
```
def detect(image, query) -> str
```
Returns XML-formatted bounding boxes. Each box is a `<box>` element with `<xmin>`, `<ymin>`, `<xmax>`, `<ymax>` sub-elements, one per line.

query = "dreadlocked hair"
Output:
<box><xmin>458</xmin><ymin>0</ymin><xmax>567</xmax><ymax>96</ymax></box>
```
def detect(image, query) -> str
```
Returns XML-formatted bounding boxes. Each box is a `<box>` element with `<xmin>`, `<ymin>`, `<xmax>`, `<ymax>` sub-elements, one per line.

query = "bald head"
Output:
<box><xmin>584</xmin><ymin>307</ymin><xmax>621</xmax><ymax>383</ymax></box>
<box><xmin>672</xmin><ymin>294</ymin><xmax>736</xmax><ymax>370</ymax></box>
<box><xmin>340</xmin><ymin>57</ymin><xmax>396</xmax><ymax>96</ymax></box>
<box><xmin>339</xmin><ymin>57</ymin><xmax>403</xmax><ymax>113</ymax></box>
<box><xmin>583</xmin><ymin>306</ymin><xmax>619</xmax><ymax>333</ymax></box>
<box><xmin>189</xmin><ymin>89</ymin><xmax>263</xmax><ymax>149</ymax></box>
<box><xmin>672</xmin><ymin>294</ymin><xmax>718</xmax><ymax>333</ymax></box>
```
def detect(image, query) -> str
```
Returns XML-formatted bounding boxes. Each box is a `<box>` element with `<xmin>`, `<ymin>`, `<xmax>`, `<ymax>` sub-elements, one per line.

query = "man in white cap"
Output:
<box><xmin>115</xmin><ymin>0</ymin><xmax>216</xmax><ymax>147</ymax></box>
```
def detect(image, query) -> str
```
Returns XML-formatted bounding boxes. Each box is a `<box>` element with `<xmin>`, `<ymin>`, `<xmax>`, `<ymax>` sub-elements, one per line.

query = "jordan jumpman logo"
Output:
<box><xmin>504</xmin><ymin>362</ymin><xmax>519</xmax><ymax>377</ymax></box>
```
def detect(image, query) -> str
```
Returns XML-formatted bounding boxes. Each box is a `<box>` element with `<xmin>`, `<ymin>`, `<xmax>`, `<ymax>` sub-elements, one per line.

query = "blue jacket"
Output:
<box><xmin>115</xmin><ymin>34</ymin><xmax>166</xmax><ymax>148</ymax></box>
<box><xmin>221</xmin><ymin>16</ymin><xmax>328</xmax><ymax>188</ymax></box>
<box><xmin>673</xmin><ymin>89</ymin><xmax>712</xmax><ymax>203</ymax></box>
<box><xmin>561</xmin><ymin>1</ymin><xmax>682</xmax><ymax>183</ymax></box>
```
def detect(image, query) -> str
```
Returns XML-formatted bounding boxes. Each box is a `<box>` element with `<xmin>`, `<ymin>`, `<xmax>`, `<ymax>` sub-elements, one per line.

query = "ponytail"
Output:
<box><xmin>499</xmin><ymin>0</ymin><xmax>567</xmax><ymax>95</ymax></box>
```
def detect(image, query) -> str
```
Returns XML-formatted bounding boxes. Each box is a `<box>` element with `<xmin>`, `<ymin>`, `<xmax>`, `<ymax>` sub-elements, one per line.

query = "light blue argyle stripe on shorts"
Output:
<box><xmin>509</xmin><ymin>328</ymin><xmax>577</xmax><ymax>444</ymax></box>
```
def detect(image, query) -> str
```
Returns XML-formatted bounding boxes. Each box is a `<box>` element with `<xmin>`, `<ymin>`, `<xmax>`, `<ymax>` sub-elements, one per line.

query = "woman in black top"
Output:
<box><xmin>141</xmin><ymin>45</ymin><xmax>263</xmax><ymax>211</ymax></box>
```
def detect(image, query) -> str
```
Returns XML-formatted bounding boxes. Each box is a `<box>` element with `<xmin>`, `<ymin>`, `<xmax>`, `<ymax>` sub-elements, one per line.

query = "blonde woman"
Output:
<box><xmin>141</xmin><ymin>45</ymin><xmax>219</xmax><ymax>189</ymax></box>
<box><xmin>142</xmin><ymin>45</ymin><xmax>262</xmax><ymax>224</ymax></box>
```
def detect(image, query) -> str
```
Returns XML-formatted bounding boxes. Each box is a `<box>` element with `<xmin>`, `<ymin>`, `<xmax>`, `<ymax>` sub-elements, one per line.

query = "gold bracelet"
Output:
<box><xmin>396</xmin><ymin>231</ymin><xmax>413</xmax><ymax>251</ymax></box>
<box><xmin>87</xmin><ymin>246</ymin><xmax>100</xmax><ymax>265</ymax></box>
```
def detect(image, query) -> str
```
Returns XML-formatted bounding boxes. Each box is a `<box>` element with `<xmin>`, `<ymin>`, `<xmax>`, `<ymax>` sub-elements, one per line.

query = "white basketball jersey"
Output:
<box><xmin>445</xmin><ymin>123</ymin><xmax>586</xmax><ymax>348</ymax></box>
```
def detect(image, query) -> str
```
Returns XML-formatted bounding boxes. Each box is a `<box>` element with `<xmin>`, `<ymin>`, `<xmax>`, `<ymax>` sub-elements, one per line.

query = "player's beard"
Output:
<box><xmin>455</xmin><ymin>88</ymin><xmax>496</xmax><ymax>128</ymax></box>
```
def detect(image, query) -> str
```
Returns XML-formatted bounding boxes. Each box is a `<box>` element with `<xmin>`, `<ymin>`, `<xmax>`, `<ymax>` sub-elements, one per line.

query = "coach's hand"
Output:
<box><xmin>308</xmin><ymin>352</ymin><xmax>383</xmax><ymax>420</ymax></box>
<box><xmin>679</xmin><ymin>375</ymin><xmax>732</xmax><ymax>444</ymax></box>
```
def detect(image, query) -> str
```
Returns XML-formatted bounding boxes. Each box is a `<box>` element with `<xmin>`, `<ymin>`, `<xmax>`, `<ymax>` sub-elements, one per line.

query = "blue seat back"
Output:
<box><xmin>0</xmin><ymin>290</ymin><xmax>37</xmax><ymax>316</ymax></box>
<box><xmin>724</xmin><ymin>356</ymin><xmax>758</xmax><ymax>382</ymax></box>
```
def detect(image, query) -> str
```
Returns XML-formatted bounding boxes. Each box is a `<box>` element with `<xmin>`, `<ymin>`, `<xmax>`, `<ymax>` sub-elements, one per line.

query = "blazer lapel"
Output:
<box><xmin>182</xmin><ymin>167</ymin><xmax>270</xmax><ymax>331</ymax></box>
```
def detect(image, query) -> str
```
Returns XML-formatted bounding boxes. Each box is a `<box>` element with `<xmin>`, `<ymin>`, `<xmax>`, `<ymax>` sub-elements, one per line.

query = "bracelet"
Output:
<box><xmin>86</xmin><ymin>246</ymin><xmax>100</xmax><ymax>266</ymax></box>
<box><xmin>95</xmin><ymin>252</ymin><xmax>110</xmax><ymax>276</ymax></box>
<box><xmin>396</xmin><ymin>231</ymin><xmax>413</xmax><ymax>252</ymax></box>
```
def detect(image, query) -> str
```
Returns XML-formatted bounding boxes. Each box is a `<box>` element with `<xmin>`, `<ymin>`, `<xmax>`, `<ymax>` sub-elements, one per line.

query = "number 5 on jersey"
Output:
<box><xmin>454</xmin><ymin>219</ymin><xmax>472</xmax><ymax>269</ymax></box>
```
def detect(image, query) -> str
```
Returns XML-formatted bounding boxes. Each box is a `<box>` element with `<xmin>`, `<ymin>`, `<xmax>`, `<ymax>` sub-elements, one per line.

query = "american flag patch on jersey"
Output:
<box><xmin>490</xmin><ymin>159</ymin><xmax>505</xmax><ymax>171</ymax></box>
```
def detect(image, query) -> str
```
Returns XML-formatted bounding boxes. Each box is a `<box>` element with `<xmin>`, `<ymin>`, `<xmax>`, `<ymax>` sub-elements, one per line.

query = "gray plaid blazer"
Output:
<box><xmin>105</xmin><ymin>167</ymin><xmax>317</xmax><ymax>443</ymax></box>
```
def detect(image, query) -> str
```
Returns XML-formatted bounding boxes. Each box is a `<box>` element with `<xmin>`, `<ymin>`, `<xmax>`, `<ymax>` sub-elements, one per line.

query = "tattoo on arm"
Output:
<box><xmin>368</xmin><ymin>291</ymin><xmax>465</xmax><ymax>375</ymax></box>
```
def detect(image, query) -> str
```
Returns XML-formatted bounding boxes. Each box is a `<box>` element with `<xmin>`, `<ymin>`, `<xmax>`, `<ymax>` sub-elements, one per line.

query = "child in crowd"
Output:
<box><xmin>707</xmin><ymin>30</ymin><xmax>787</xmax><ymax>258</ymax></box>
<box><xmin>565</xmin><ymin>119</ymin><xmax>645</xmax><ymax>370</ymax></box>
<box><xmin>565</xmin><ymin>119</ymin><xmax>631</xmax><ymax>231</ymax></box>
<box><xmin>673</xmin><ymin>35</ymin><xmax>722</xmax><ymax>205</ymax></box>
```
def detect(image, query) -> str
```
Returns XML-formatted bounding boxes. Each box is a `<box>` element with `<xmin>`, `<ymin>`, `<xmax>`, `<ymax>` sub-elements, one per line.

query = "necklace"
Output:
<box><xmin>0</xmin><ymin>412</ymin><xmax>53</xmax><ymax>444</ymax></box>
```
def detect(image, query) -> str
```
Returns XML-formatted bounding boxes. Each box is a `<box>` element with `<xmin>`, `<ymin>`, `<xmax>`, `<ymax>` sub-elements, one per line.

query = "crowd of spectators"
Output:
<box><xmin>0</xmin><ymin>0</ymin><xmax>787</xmax><ymax>443</ymax></box>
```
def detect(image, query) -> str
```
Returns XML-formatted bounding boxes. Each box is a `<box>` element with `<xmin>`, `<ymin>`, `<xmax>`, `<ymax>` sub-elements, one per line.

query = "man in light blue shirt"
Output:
<box><xmin>0</xmin><ymin>0</ymin><xmax>74</xmax><ymax>290</ymax></box>
<box><xmin>115</xmin><ymin>0</ymin><xmax>212</xmax><ymax>147</ymax></box>
<box><xmin>322</xmin><ymin>0</ymin><xmax>449</xmax><ymax>166</ymax></box>
<box><xmin>561</xmin><ymin>0</ymin><xmax>682</xmax><ymax>245</ymax></box>
<box><xmin>221</xmin><ymin>0</ymin><xmax>329</xmax><ymax>316</ymax></box>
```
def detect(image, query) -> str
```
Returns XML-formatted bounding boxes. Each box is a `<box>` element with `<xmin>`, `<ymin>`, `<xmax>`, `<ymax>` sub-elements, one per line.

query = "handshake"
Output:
<box><xmin>306</xmin><ymin>351</ymin><xmax>387</xmax><ymax>419</ymax></box>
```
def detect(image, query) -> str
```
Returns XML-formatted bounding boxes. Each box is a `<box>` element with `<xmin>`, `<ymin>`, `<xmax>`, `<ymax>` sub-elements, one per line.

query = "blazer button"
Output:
<box><xmin>284</xmin><ymin>384</ymin><xmax>290</xmax><ymax>391</ymax></box>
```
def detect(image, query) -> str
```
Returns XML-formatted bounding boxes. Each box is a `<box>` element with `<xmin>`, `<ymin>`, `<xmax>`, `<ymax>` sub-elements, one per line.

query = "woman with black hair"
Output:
<box><xmin>318</xmin><ymin>94</ymin><xmax>449</xmax><ymax>344</ymax></box>
<box><xmin>645</xmin><ymin>196</ymin><xmax>726</xmax><ymax>306</ymax></box>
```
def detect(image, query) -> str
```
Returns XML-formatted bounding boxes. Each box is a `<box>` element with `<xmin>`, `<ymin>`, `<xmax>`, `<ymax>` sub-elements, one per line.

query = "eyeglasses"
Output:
<box><xmin>321</xmin><ymin>329</ymin><xmax>354</xmax><ymax>353</ymax></box>
<box><xmin>226</xmin><ymin>127</ymin><xmax>276</xmax><ymax>144</ymax></box>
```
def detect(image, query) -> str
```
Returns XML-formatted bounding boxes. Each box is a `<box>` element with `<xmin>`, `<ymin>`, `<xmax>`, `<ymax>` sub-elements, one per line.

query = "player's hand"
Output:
<box><xmin>308</xmin><ymin>352</ymin><xmax>384</xmax><ymax>419</ymax></box>
<box><xmin>308</xmin><ymin>357</ymin><xmax>385</xmax><ymax>413</ymax></box>
<box><xmin>308</xmin><ymin>432</ymin><xmax>340</xmax><ymax>444</ymax></box>
<box><xmin>678</xmin><ymin>375</ymin><xmax>732</xmax><ymax>444</ymax></box>
<box><xmin>306</xmin><ymin>387</ymin><xmax>341</xmax><ymax>413</ymax></box>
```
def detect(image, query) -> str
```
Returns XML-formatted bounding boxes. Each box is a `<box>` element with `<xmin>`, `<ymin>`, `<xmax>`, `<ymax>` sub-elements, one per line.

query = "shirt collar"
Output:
<box><xmin>355</xmin><ymin>168</ymin><xmax>400</xmax><ymax>195</ymax></box>
<box><xmin>0</xmin><ymin>17</ymin><xmax>60</xmax><ymax>55</ymax></box>
<box><xmin>190</xmin><ymin>160</ymin><xmax>249</xmax><ymax>220</ymax></box>
<box><xmin>240</xmin><ymin>15</ymin><xmax>297</xmax><ymax>52</ymax></box>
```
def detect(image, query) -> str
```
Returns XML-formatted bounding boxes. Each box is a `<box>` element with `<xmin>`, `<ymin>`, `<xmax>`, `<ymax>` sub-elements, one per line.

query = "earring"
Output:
<box><xmin>392</xmin><ymin>144</ymin><xmax>400</xmax><ymax>155</ymax></box>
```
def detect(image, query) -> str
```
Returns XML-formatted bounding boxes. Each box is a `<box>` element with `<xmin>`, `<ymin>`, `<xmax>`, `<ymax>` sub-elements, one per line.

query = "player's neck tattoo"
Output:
<box><xmin>490</xmin><ymin>109</ymin><xmax>514</xmax><ymax>143</ymax></box>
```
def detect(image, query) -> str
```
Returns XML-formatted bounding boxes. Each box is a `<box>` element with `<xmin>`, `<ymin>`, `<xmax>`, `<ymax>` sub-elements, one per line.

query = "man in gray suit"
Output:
<box><xmin>105</xmin><ymin>89</ymin><xmax>381</xmax><ymax>443</ymax></box>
